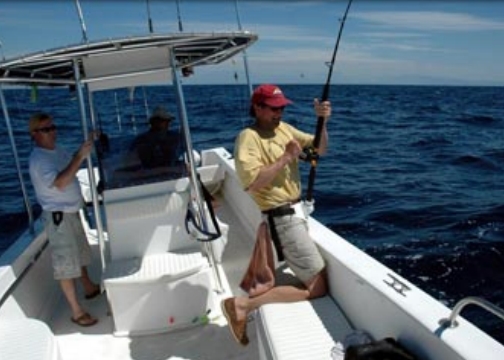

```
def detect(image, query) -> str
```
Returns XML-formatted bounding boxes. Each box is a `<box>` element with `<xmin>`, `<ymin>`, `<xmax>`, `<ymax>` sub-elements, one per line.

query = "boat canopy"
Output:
<box><xmin>0</xmin><ymin>32</ymin><xmax>257</xmax><ymax>91</ymax></box>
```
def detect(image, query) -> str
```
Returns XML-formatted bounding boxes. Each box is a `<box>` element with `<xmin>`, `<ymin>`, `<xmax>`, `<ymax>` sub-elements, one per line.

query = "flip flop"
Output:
<box><xmin>71</xmin><ymin>312</ymin><xmax>98</xmax><ymax>327</ymax></box>
<box><xmin>85</xmin><ymin>288</ymin><xmax>101</xmax><ymax>300</ymax></box>
<box><xmin>221</xmin><ymin>298</ymin><xmax>249</xmax><ymax>346</ymax></box>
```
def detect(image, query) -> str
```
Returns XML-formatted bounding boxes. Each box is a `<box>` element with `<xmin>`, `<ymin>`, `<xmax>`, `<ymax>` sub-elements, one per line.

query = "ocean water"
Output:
<box><xmin>1</xmin><ymin>84</ymin><xmax>503</xmax><ymax>342</ymax></box>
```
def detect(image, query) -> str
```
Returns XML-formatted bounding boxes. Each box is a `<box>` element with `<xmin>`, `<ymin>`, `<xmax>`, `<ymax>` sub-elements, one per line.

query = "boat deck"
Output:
<box><xmin>49</xmin><ymin>202</ymin><xmax>259</xmax><ymax>360</ymax></box>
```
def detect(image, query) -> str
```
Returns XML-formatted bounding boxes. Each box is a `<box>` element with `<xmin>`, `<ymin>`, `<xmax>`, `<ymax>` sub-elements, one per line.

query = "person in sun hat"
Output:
<box><xmin>221</xmin><ymin>84</ymin><xmax>332</xmax><ymax>346</ymax></box>
<box><xmin>28</xmin><ymin>112</ymin><xmax>101</xmax><ymax>327</ymax></box>
<box><xmin>131</xmin><ymin>105</ymin><xmax>182</xmax><ymax>169</ymax></box>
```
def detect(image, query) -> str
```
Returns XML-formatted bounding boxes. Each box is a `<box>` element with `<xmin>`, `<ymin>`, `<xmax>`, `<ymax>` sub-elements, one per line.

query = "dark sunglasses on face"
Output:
<box><xmin>34</xmin><ymin>125</ymin><xmax>57</xmax><ymax>133</ymax></box>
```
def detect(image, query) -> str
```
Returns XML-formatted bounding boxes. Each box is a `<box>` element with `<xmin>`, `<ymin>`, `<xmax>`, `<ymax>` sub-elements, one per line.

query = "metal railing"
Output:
<box><xmin>440</xmin><ymin>296</ymin><xmax>504</xmax><ymax>328</ymax></box>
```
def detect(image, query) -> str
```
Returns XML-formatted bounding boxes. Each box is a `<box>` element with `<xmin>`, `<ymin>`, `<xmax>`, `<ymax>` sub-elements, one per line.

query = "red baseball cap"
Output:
<box><xmin>251</xmin><ymin>84</ymin><xmax>293</xmax><ymax>107</ymax></box>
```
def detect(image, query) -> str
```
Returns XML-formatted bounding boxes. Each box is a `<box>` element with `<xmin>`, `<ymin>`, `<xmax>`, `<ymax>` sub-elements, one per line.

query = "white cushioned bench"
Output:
<box><xmin>255</xmin><ymin>296</ymin><xmax>354</xmax><ymax>360</ymax></box>
<box><xmin>103</xmin><ymin>252</ymin><xmax>216</xmax><ymax>336</ymax></box>
<box><xmin>0</xmin><ymin>318</ymin><xmax>61</xmax><ymax>360</ymax></box>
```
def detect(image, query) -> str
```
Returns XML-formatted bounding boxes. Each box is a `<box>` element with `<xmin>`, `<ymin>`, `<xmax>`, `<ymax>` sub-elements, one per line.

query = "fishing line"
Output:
<box><xmin>234</xmin><ymin>0</ymin><xmax>253</xmax><ymax>97</ymax></box>
<box><xmin>304</xmin><ymin>0</ymin><xmax>353</xmax><ymax>204</ymax></box>
<box><xmin>233</xmin><ymin>0</ymin><xmax>254</xmax><ymax>129</ymax></box>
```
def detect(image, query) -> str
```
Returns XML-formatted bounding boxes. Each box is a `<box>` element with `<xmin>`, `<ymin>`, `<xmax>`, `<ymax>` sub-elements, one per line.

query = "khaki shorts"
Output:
<box><xmin>43</xmin><ymin>211</ymin><xmax>91</xmax><ymax>280</ymax></box>
<box><xmin>272</xmin><ymin>215</ymin><xmax>325</xmax><ymax>284</ymax></box>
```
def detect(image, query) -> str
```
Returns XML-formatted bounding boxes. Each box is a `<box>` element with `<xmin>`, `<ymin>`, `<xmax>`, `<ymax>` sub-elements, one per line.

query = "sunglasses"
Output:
<box><xmin>34</xmin><ymin>125</ymin><xmax>57</xmax><ymax>133</ymax></box>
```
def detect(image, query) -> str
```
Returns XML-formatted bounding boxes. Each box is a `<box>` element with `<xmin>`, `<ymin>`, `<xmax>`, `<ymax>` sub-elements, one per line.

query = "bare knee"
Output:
<box><xmin>306</xmin><ymin>270</ymin><xmax>327</xmax><ymax>299</ymax></box>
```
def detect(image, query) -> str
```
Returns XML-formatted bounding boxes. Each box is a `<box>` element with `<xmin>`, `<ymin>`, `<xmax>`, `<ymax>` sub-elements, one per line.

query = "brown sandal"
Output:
<box><xmin>71</xmin><ymin>312</ymin><xmax>98</xmax><ymax>327</ymax></box>
<box><xmin>221</xmin><ymin>298</ymin><xmax>249</xmax><ymax>346</ymax></box>
<box><xmin>84</xmin><ymin>288</ymin><xmax>101</xmax><ymax>300</ymax></box>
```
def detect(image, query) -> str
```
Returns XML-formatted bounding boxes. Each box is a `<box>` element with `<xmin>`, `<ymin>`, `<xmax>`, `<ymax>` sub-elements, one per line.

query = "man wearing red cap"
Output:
<box><xmin>222</xmin><ymin>84</ymin><xmax>331</xmax><ymax>346</ymax></box>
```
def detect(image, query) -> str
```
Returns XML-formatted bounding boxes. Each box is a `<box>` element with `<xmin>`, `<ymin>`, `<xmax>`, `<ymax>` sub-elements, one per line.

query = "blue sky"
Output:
<box><xmin>0</xmin><ymin>1</ymin><xmax>503</xmax><ymax>86</ymax></box>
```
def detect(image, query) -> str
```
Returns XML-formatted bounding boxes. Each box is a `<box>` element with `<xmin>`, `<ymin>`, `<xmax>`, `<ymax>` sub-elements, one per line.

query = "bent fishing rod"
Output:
<box><xmin>304</xmin><ymin>0</ymin><xmax>353</xmax><ymax>204</ymax></box>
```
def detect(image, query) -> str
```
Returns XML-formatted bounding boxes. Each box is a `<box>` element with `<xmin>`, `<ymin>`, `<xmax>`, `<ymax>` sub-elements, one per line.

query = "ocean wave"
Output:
<box><xmin>450</xmin><ymin>154</ymin><xmax>499</xmax><ymax>171</ymax></box>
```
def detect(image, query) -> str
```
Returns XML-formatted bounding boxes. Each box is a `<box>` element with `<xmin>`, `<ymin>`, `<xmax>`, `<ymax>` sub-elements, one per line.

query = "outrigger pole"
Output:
<box><xmin>74</xmin><ymin>0</ymin><xmax>89</xmax><ymax>43</ymax></box>
<box><xmin>304</xmin><ymin>0</ymin><xmax>353</xmax><ymax>204</ymax></box>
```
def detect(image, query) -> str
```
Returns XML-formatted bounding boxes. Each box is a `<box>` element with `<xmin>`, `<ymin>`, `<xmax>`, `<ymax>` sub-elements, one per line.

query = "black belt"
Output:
<box><xmin>262</xmin><ymin>200</ymin><xmax>300</xmax><ymax>262</ymax></box>
<box><xmin>261</xmin><ymin>199</ymin><xmax>300</xmax><ymax>217</ymax></box>
<box><xmin>262</xmin><ymin>203</ymin><xmax>294</xmax><ymax>217</ymax></box>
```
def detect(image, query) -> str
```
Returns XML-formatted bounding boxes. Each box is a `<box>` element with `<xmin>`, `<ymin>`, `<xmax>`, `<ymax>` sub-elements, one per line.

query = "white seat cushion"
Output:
<box><xmin>256</xmin><ymin>296</ymin><xmax>353</xmax><ymax>360</ymax></box>
<box><xmin>0</xmin><ymin>318</ymin><xmax>60</xmax><ymax>360</ymax></box>
<box><xmin>103</xmin><ymin>252</ymin><xmax>205</xmax><ymax>285</ymax></box>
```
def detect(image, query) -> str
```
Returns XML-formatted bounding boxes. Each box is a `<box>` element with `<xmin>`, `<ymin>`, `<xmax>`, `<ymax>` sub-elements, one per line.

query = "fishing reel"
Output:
<box><xmin>299</xmin><ymin>146</ymin><xmax>319</xmax><ymax>163</ymax></box>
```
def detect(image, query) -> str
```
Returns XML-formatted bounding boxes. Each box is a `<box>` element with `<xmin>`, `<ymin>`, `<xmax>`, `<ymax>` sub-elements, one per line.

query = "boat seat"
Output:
<box><xmin>103</xmin><ymin>178</ymin><xmax>196</xmax><ymax>261</ymax></box>
<box><xmin>0</xmin><ymin>318</ymin><xmax>61</xmax><ymax>360</ymax></box>
<box><xmin>102</xmin><ymin>252</ymin><xmax>216</xmax><ymax>336</ymax></box>
<box><xmin>255</xmin><ymin>296</ymin><xmax>354</xmax><ymax>360</ymax></box>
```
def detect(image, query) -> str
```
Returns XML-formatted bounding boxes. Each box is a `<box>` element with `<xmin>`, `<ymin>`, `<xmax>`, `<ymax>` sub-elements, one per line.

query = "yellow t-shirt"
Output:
<box><xmin>234</xmin><ymin>122</ymin><xmax>313</xmax><ymax>211</ymax></box>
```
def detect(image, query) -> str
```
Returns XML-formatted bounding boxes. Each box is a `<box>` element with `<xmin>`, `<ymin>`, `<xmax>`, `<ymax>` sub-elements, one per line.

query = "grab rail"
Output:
<box><xmin>440</xmin><ymin>296</ymin><xmax>504</xmax><ymax>328</ymax></box>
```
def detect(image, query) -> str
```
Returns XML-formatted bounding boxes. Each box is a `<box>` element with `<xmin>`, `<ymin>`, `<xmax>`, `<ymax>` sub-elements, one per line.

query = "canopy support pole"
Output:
<box><xmin>73</xmin><ymin>59</ymin><xmax>108</xmax><ymax>272</ymax></box>
<box><xmin>169</xmin><ymin>49</ymin><xmax>224</xmax><ymax>294</ymax></box>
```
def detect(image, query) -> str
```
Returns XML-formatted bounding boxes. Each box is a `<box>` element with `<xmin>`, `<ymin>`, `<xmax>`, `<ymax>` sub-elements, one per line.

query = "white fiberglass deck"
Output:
<box><xmin>48</xmin><ymin>203</ymin><xmax>259</xmax><ymax>360</ymax></box>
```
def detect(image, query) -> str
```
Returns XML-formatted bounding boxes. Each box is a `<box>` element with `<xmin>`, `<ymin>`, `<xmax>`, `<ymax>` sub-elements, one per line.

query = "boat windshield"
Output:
<box><xmin>96</xmin><ymin>132</ymin><xmax>187</xmax><ymax>190</ymax></box>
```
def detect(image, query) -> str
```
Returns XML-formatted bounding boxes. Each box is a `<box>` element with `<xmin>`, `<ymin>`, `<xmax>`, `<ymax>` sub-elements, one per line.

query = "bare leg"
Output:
<box><xmin>60</xmin><ymin>278</ymin><xmax>98</xmax><ymax>326</ymax></box>
<box><xmin>60</xmin><ymin>278</ymin><xmax>86</xmax><ymax>319</ymax></box>
<box><xmin>80</xmin><ymin>266</ymin><xmax>100</xmax><ymax>296</ymax></box>
<box><xmin>234</xmin><ymin>270</ymin><xmax>327</xmax><ymax>322</ymax></box>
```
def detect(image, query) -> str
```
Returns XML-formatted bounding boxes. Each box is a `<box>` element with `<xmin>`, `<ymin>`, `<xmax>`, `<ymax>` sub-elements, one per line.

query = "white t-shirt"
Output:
<box><xmin>29</xmin><ymin>146</ymin><xmax>83</xmax><ymax>212</ymax></box>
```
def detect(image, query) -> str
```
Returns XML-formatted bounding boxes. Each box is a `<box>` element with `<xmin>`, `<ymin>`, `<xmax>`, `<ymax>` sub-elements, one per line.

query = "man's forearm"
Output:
<box><xmin>247</xmin><ymin>153</ymin><xmax>293</xmax><ymax>192</ymax></box>
<box><xmin>53</xmin><ymin>154</ymin><xmax>85</xmax><ymax>190</ymax></box>
<box><xmin>317</xmin><ymin>126</ymin><xmax>328</xmax><ymax>155</ymax></box>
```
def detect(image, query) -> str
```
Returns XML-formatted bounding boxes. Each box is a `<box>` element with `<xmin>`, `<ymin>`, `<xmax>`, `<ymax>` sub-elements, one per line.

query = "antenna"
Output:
<box><xmin>74</xmin><ymin>0</ymin><xmax>89</xmax><ymax>43</ymax></box>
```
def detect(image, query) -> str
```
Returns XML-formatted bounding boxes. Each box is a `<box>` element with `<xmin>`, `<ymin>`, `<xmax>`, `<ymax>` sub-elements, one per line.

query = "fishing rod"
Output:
<box><xmin>176</xmin><ymin>0</ymin><xmax>184</xmax><ymax>32</ymax></box>
<box><xmin>0</xmin><ymin>40</ymin><xmax>5</xmax><ymax>61</ymax></box>
<box><xmin>304</xmin><ymin>0</ymin><xmax>353</xmax><ymax>204</ymax></box>
<box><xmin>146</xmin><ymin>0</ymin><xmax>154</xmax><ymax>34</ymax></box>
<box><xmin>114</xmin><ymin>92</ymin><xmax>122</xmax><ymax>132</ymax></box>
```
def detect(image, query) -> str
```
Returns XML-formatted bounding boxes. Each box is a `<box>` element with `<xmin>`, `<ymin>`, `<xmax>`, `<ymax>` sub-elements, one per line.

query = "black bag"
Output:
<box><xmin>344</xmin><ymin>337</ymin><xmax>418</xmax><ymax>360</ymax></box>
